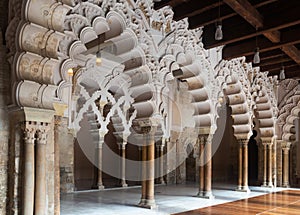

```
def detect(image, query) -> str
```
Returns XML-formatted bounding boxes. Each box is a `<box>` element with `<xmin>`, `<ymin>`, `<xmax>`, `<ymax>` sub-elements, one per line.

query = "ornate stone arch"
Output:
<box><xmin>250</xmin><ymin>68</ymin><xmax>278</xmax><ymax>143</ymax></box>
<box><xmin>277</xmin><ymin>80</ymin><xmax>300</xmax><ymax>141</ymax></box>
<box><xmin>215</xmin><ymin>57</ymin><xmax>252</xmax><ymax>140</ymax></box>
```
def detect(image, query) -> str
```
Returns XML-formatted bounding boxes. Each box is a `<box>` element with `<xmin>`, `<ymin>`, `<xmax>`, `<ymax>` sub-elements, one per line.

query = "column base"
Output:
<box><xmin>197</xmin><ymin>191</ymin><xmax>214</xmax><ymax>199</ymax></box>
<box><xmin>267</xmin><ymin>182</ymin><xmax>274</xmax><ymax>188</ymax></box>
<box><xmin>159</xmin><ymin>180</ymin><xmax>166</xmax><ymax>185</ymax></box>
<box><xmin>282</xmin><ymin>183</ymin><xmax>290</xmax><ymax>188</ymax></box>
<box><xmin>121</xmin><ymin>183</ymin><xmax>128</xmax><ymax>187</ymax></box>
<box><xmin>138</xmin><ymin>199</ymin><xmax>157</xmax><ymax>209</ymax></box>
<box><xmin>97</xmin><ymin>185</ymin><xmax>105</xmax><ymax>190</ymax></box>
<box><xmin>235</xmin><ymin>185</ymin><xmax>242</xmax><ymax>191</ymax></box>
<box><xmin>261</xmin><ymin>182</ymin><xmax>267</xmax><ymax>187</ymax></box>
<box><xmin>138</xmin><ymin>199</ymin><xmax>146</xmax><ymax>206</ymax></box>
<box><xmin>236</xmin><ymin>186</ymin><xmax>250</xmax><ymax>193</ymax></box>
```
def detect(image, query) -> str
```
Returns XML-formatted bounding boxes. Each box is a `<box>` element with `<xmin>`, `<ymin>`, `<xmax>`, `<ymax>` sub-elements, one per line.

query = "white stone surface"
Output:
<box><xmin>61</xmin><ymin>184</ymin><xmax>286</xmax><ymax>215</ymax></box>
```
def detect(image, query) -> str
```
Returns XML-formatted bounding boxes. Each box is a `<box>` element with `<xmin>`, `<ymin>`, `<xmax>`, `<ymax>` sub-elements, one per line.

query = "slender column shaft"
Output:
<box><xmin>262</xmin><ymin>144</ymin><xmax>267</xmax><ymax>186</ymax></box>
<box><xmin>199</xmin><ymin>142</ymin><xmax>204</xmax><ymax>194</ymax></box>
<box><xmin>282</xmin><ymin>148</ymin><xmax>290</xmax><ymax>187</ymax></box>
<box><xmin>204</xmin><ymin>141</ymin><xmax>212</xmax><ymax>193</ymax></box>
<box><xmin>23</xmin><ymin>125</ymin><xmax>35</xmax><ymax>215</ymax></box>
<box><xmin>35</xmin><ymin>129</ymin><xmax>47</xmax><ymax>215</ymax></box>
<box><xmin>242</xmin><ymin>143</ymin><xmax>248</xmax><ymax>189</ymax></box>
<box><xmin>121</xmin><ymin>143</ymin><xmax>127</xmax><ymax>187</ymax></box>
<box><xmin>97</xmin><ymin>135</ymin><xmax>104</xmax><ymax>189</ymax></box>
<box><xmin>237</xmin><ymin>143</ymin><xmax>243</xmax><ymax>190</ymax></box>
<box><xmin>159</xmin><ymin>143</ymin><xmax>165</xmax><ymax>184</ymax></box>
<box><xmin>268</xmin><ymin>144</ymin><xmax>273</xmax><ymax>187</ymax></box>
<box><xmin>146</xmin><ymin>135</ymin><xmax>155</xmax><ymax>201</ymax></box>
<box><xmin>139</xmin><ymin>144</ymin><xmax>147</xmax><ymax>205</ymax></box>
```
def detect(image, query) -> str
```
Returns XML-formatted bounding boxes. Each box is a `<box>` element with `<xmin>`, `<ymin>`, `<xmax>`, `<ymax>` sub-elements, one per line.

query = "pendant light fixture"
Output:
<box><xmin>215</xmin><ymin>0</ymin><xmax>223</xmax><ymax>41</ymax></box>
<box><xmin>279</xmin><ymin>66</ymin><xmax>285</xmax><ymax>80</ymax></box>
<box><xmin>253</xmin><ymin>28</ymin><xmax>260</xmax><ymax>64</ymax></box>
<box><xmin>253</xmin><ymin>47</ymin><xmax>260</xmax><ymax>64</ymax></box>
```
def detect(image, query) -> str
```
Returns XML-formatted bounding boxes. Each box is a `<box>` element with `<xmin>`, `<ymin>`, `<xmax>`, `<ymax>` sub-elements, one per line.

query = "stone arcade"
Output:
<box><xmin>0</xmin><ymin>0</ymin><xmax>299</xmax><ymax>214</ymax></box>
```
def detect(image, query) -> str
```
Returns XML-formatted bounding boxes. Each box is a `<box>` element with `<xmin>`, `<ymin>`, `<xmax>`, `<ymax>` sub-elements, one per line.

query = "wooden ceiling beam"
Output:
<box><xmin>223</xmin><ymin>0</ymin><xmax>264</xmax><ymax>28</ymax></box>
<box><xmin>202</xmin><ymin>6</ymin><xmax>300</xmax><ymax>49</ymax></box>
<box><xmin>222</xmin><ymin>27</ymin><xmax>300</xmax><ymax>59</ymax></box>
<box><xmin>259</xmin><ymin>56</ymin><xmax>291</xmax><ymax>67</ymax></box>
<box><xmin>267</xmin><ymin>65</ymin><xmax>300</xmax><ymax>78</ymax></box>
<box><xmin>153</xmin><ymin>0</ymin><xmax>184</xmax><ymax>10</ymax></box>
<box><xmin>246</xmin><ymin>52</ymin><xmax>285</xmax><ymax>63</ymax></box>
<box><xmin>281</xmin><ymin>45</ymin><xmax>300</xmax><ymax>64</ymax></box>
<box><xmin>189</xmin><ymin>0</ymin><xmax>278</xmax><ymax>29</ymax></box>
<box><xmin>260</xmin><ymin>61</ymin><xmax>296</xmax><ymax>72</ymax></box>
<box><xmin>173</xmin><ymin>0</ymin><xmax>220</xmax><ymax>21</ymax></box>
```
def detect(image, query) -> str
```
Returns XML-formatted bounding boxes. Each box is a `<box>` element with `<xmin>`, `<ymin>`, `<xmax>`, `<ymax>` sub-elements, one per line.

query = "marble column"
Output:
<box><xmin>159</xmin><ymin>138</ymin><xmax>165</xmax><ymax>185</ymax></box>
<box><xmin>97</xmin><ymin>134</ymin><xmax>105</xmax><ymax>190</ymax></box>
<box><xmin>204</xmin><ymin>136</ymin><xmax>213</xmax><ymax>198</ymax></box>
<box><xmin>23</xmin><ymin>122</ymin><xmax>36</xmax><ymax>215</ymax></box>
<box><xmin>236</xmin><ymin>139</ymin><xmax>250</xmax><ymax>192</ymax></box>
<box><xmin>242</xmin><ymin>142</ymin><xmax>249</xmax><ymax>191</ymax></box>
<box><xmin>35</xmin><ymin>126</ymin><xmax>48</xmax><ymax>215</ymax></box>
<box><xmin>236</xmin><ymin>141</ymin><xmax>243</xmax><ymax>191</ymax></box>
<box><xmin>262</xmin><ymin>143</ymin><xmax>267</xmax><ymax>186</ymax></box>
<box><xmin>120</xmin><ymin>138</ymin><xmax>128</xmax><ymax>187</ymax></box>
<box><xmin>267</xmin><ymin>143</ymin><xmax>273</xmax><ymax>187</ymax></box>
<box><xmin>139</xmin><ymin>140</ymin><xmax>147</xmax><ymax>206</ymax></box>
<box><xmin>273</xmin><ymin>140</ymin><xmax>277</xmax><ymax>187</ymax></box>
<box><xmin>139</xmin><ymin>126</ymin><xmax>157</xmax><ymax>209</ymax></box>
<box><xmin>282</xmin><ymin>146</ymin><xmax>290</xmax><ymax>187</ymax></box>
<box><xmin>145</xmin><ymin>132</ymin><xmax>156</xmax><ymax>208</ymax></box>
<box><xmin>198</xmin><ymin>139</ymin><xmax>204</xmax><ymax>196</ymax></box>
<box><xmin>197</xmin><ymin>134</ymin><xmax>214</xmax><ymax>199</ymax></box>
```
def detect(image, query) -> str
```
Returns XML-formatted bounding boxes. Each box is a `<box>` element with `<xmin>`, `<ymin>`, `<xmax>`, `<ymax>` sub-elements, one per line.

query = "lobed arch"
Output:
<box><xmin>215</xmin><ymin>57</ymin><xmax>252</xmax><ymax>140</ymax></box>
<box><xmin>6</xmin><ymin>0</ymin><xmax>158</xmax><ymax>133</ymax></box>
<box><xmin>278</xmin><ymin>81</ymin><xmax>300</xmax><ymax>141</ymax></box>
<box><xmin>250</xmin><ymin>68</ymin><xmax>277</xmax><ymax>143</ymax></box>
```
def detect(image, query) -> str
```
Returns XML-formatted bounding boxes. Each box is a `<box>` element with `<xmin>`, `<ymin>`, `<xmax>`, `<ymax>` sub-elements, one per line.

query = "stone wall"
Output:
<box><xmin>0</xmin><ymin>25</ymin><xmax>9</xmax><ymax>214</ymax></box>
<box><xmin>55</xmin><ymin>116</ymin><xmax>74</xmax><ymax>193</ymax></box>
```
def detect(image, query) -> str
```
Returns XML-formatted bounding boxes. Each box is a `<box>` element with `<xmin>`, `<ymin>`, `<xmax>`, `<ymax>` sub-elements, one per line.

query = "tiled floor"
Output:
<box><xmin>61</xmin><ymin>184</ymin><xmax>286</xmax><ymax>215</ymax></box>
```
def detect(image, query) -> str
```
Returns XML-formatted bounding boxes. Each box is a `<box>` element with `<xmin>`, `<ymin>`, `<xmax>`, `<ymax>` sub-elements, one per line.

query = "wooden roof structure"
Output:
<box><xmin>154</xmin><ymin>0</ymin><xmax>300</xmax><ymax>78</ymax></box>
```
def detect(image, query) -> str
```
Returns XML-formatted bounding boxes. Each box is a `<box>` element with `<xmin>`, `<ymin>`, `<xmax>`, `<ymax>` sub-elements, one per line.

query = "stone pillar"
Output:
<box><xmin>158</xmin><ymin>138</ymin><xmax>165</xmax><ymax>185</ymax></box>
<box><xmin>120</xmin><ymin>137</ymin><xmax>128</xmax><ymax>187</ymax></box>
<box><xmin>236</xmin><ymin>141</ymin><xmax>243</xmax><ymax>191</ymax></box>
<box><xmin>23</xmin><ymin>122</ymin><xmax>36</xmax><ymax>215</ymax></box>
<box><xmin>198</xmin><ymin>138</ymin><xmax>204</xmax><ymax>196</ymax></box>
<box><xmin>236</xmin><ymin>139</ymin><xmax>250</xmax><ymax>192</ymax></box>
<box><xmin>282</xmin><ymin>145</ymin><xmax>290</xmax><ymax>187</ymax></box>
<box><xmin>242</xmin><ymin>142</ymin><xmax>249</xmax><ymax>191</ymax></box>
<box><xmin>267</xmin><ymin>143</ymin><xmax>273</xmax><ymax>187</ymax></box>
<box><xmin>139</xmin><ymin>144</ymin><xmax>147</xmax><ymax>206</ymax></box>
<box><xmin>139</xmin><ymin>125</ymin><xmax>157</xmax><ymax>209</ymax></box>
<box><xmin>97</xmin><ymin>133</ymin><xmax>105</xmax><ymax>190</ymax></box>
<box><xmin>273</xmin><ymin>139</ymin><xmax>277</xmax><ymax>187</ymax></box>
<box><xmin>35</xmin><ymin>125</ymin><xmax>48</xmax><ymax>215</ymax></box>
<box><xmin>197</xmin><ymin>134</ymin><xmax>214</xmax><ymax>199</ymax></box>
<box><xmin>262</xmin><ymin>143</ymin><xmax>267</xmax><ymax>186</ymax></box>
<box><xmin>146</xmin><ymin>130</ymin><xmax>156</xmax><ymax>208</ymax></box>
<box><xmin>204</xmin><ymin>135</ymin><xmax>213</xmax><ymax>198</ymax></box>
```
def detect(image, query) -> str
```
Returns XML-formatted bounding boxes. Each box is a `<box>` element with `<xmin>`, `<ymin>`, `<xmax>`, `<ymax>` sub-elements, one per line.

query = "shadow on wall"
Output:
<box><xmin>212</xmin><ymin>103</ymin><xmax>237</xmax><ymax>184</ymax></box>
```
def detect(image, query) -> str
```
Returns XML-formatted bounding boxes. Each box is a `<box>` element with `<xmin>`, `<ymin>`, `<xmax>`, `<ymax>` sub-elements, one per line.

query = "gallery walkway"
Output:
<box><xmin>175</xmin><ymin>189</ymin><xmax>300</xmax><ymax>215</ymax></box>
<box><xmin>61</xmin><ymin>184</ymin><xmax>288</xmax><ymax>215</ymax></box>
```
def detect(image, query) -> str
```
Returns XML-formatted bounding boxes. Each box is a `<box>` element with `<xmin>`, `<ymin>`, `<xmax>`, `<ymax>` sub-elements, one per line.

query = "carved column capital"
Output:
<box><xmin>198</xmin><ymin>133</ymin><xmax>213</xmax><ymax>145</ymax></box>
<box><xmin>237</xmin><ymin>138</ymin><xmax>249</xmax><ymax>146</ymax></box>
<box><xmin>281</xmin><ymin>141</ymin><xmax>291</xmax><ymax>151</ymax></box>
<box><xmin>22</xmin><ymin>121</ymin><xmax>36</xmax><ymax>144</ymax></box>
<box><xmin>36</xmin><ymin>122</ymin><xmax>50</xmax><ymax>145</ymax></box>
